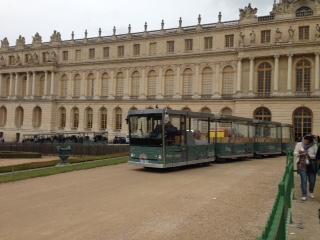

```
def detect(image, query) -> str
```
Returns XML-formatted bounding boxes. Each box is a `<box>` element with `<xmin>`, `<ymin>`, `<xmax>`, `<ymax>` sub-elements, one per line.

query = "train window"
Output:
<box><xmin>188</xmin><ymin>118</ymin><xmax>209</xmax><ymax>145</ymax></box>
<box><xmin>213</xmin><ymin>122</ymin><xmax>233</xmax><ymax>143</ymax></box>
<box><xmin>165</xmin><ymin>116</ymin><xmax>185</xmax><ymax>146</ymax></box>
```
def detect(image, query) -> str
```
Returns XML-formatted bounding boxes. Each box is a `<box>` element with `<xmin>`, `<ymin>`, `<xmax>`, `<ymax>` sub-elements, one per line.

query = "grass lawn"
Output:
<box><xmin>0</xmin><ymin>156</ymin><xmax>128</xmax><ymax>184</ymax></box>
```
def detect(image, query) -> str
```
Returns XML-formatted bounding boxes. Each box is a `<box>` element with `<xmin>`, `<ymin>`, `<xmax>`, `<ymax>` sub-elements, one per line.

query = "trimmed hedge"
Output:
<box><xmin>0</xmin><ymin>151</ymin><xmax>42</xmax><ymax>159</ymax></box>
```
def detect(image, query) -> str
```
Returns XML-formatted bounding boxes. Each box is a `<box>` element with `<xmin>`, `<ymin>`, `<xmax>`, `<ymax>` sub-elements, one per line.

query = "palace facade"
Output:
<box><xmin>1</xmin><ymin>0</ymin><xmax>320</xmax><ymax>142</ymax></box>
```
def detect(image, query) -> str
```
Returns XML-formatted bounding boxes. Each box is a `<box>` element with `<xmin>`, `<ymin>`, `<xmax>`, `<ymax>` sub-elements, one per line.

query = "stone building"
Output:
<box><xmin>0</xmin><ymin>0</ymin><xmax>320</xmax><ymax>142</ymax></box>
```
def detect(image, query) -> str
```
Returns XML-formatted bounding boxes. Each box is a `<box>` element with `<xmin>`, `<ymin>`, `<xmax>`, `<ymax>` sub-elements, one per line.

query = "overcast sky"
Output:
<box><xmin>0</xmin><ymin>0</ymin><xmax>274</xmax><ymax>44</ymax></box>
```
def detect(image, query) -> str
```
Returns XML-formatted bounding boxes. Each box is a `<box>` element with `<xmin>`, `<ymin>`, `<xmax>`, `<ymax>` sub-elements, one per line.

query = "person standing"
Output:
<box><xmin>294</xmin><ymin>135</ymin><xmax>318</xmax><ymax>201</ymax></box>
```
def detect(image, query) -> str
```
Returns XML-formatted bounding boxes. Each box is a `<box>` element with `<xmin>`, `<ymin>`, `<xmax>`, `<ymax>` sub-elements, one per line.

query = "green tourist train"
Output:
<box><xmin>128</xmin><ymin>109</ymin><xmax>294</xmax><ymax>169</ymax></box>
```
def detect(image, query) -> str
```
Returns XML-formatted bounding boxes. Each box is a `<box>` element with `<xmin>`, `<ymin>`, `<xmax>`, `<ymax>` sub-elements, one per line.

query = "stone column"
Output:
<box><xmin>67</xmin><ymin>72</ymin><xmax>73</xmax><ymax>99</ymax></box>
<box><xmin>14</xmin><ymin>73</ymin><xmax>19</xmax><ymax>97</ymax></box>
<box><xmin>139</xmin><ymin>68</ymin><xmax>146</xmax><ymax>99</ymax></box>
<box><xmin>80</xmin><ymin>72</ymin><xmax>86</xmax><ymax>99</ymax></box>
<box><xmin>50</xmin><ymin>72</ymin><xmax>55</xmax><ymax>97</ymax></box>
<box><xmin>123</xmin><ymin>69</ymin><xmax>130</xmax><ymax>100</ymax></box>
<box><xmin>174</xmin><ymin>65</ymin><xmax>182</xmax><ymax>99</ymax></box>
<box><xmin>94</xmin><ymin>71</ymin><xmax>101</xmax><ymax>99</ymax></box>
<box><xmin>44</xmin><ymin>71</ymin><xmax>48</xmax><ymax>97</ymax></box>
<box><xmin>108</xmin><ymin>70</ymin><xmax>115</xmax><ymax>100</ymax></box>
<box><xmin>156</xmin><ymin>67</ymin><xmax>164</xmax><ymax>99</ymax></box>
<box><xmin>212</xmin><ymin>64</ymin><xmax>221</xmax><ymax>99</ymax></box>
<box><xmin>248</xmin><ymin>57</ymin><xmax>255</xmax><ymax>96</ymax></box>
<box><xmin>314</xmin><ymin>52</ymin><xmax>320</xmax><ymax>96</ymax></box>
<box><xmin>193</xmin><ymin>64</ymin><xmax>201</xmax><ymax>99</ymax></box>
<box><xmin>287</xmin><ymin>54</ymin><xmax>293</xmax><ymax>96</ymax></box>
<box><xmin>236</xmin><ymin>58</ymin><xmax>242</xmax><ymax>97</ymax></box>
<box><xmin>32</xmin><ymin>72</ymin><xmax>36</xmax><ymax>97</ymax></box>
<box><xmin>273</xmin><ymin>55</ymin><xmax>280</xmax><ymax>96</ymax></box>
<box><xmin>9</xmin><ymin>73</ymin><xmax>14</xmax><ymax>97</ymax></box>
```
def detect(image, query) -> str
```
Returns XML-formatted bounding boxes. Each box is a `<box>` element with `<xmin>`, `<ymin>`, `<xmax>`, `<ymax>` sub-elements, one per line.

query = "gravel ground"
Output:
<box><xmin>0</xmin><ymin>157</ymin><xmax>285</xmax><ymax>240</ymax></box>
<box><xmin>0</xmin><ymin>157</ymin><xmax>57</xmax><ymax>167</ymax></box>
<box><xmin>288</xmin><ymin>175</ymin><xmax>320</xmax><ymax>240</ymax></box>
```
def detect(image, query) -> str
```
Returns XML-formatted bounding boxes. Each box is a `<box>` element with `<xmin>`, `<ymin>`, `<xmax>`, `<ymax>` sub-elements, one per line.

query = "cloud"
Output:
<box><xmin>0</xmin><ymin>0</ymin><xmax>274</xmax><ymax>44</ymax></box>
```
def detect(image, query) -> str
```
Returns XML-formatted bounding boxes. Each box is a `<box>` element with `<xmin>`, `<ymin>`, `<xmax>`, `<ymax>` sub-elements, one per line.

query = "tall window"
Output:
<box><xmin>60</xmin><ymin>75</ymin><xmax>68</xmax><ymax>97</ymax></box>
<box><xmin>182</xmin><ymin>107</ymin><xmax>191</xmax><ymax>112</ymax></box>
<box><xmin>85</xmin><ymin>107</ymin><xmax>93</xmax><ymax>130</ymax></box>
<box><xmin>118</xmin><ymin>46</ymin><xmax>124</xmax><ymax>57</ymax></box>
<box><xmin>131</xmin><ymin>71</ymin><xmax>140</xmax><ymax>97</ymax></box>
<box><xmin>147</xmin><ymin>70</ymin><xmax>157</xmax><ymax>97</ymax></box>
<box><xmin>71</xmin><ymin>108</ymin><xmax>79</xmax><ymax>129</ymax></box>
<box><xmin>62</xmin><ymin>51</ymin><xmax>69</xmax><ymax>61</ymax></box>
<box><xmin>296</xmin><ymin>7</ymin><xmax>313</xmax><ymax>17</ymax></box>
<box><xmin>21</xmin><ymin>76</ymin><xmax>27</xmax><ymax>97</ymax></box>
<box><xmin>296</xmin><ymin>59</ymin><xmax>311</xmax><ymax>93</ymax></box>
<box><xmin>87</xmin><ymin>73</ymin><xmax>95</xmax><ymax>97</ymax></box>
<box><xmin>201</xmin><ymin>107</ymin><xmax>211</xmax><ymax>114</ymax></box>
<box><xmin>75</xmin><ymin>50</ymin><xmax>81</xmax><ymax>61</ymax></box>
<box><xmin>99</xmin><ymin>108</ymin><xmax>107</xmax><ymax>130</ymax></box>
<box><xmin>185</xmin><ymin>39</ymin><xmax>193</xmax><ymax>51</ymax></box>
<box><xmin>254</xmin><ymin>107</ymin><xmax>272</xmax><ymax>121</ymax></box>
<box><xmin>114</xmin><ymin>107</ymin><xmax>122</xmax><ymax>131</ymax></box>
<box><xmin>182</xmin><ymin>68</ymin><xmax>193</xmax><ymax>96</ymax></box>
<box><xmin>222</xmin><ymin>66</ymin><xmax>235</xmax><ymax>96</ymax></box>
<box><xmin>89</xmin><ymin>48</ymin><xmax>95</xmax><ymax>59</ymax></box>
<box><xmin>257</xmin><ymin>62</ymin><xmax>272</xmax><ymax>96</ymax></box>
<box><xmin>299</xmin><ymin>26</ymin><xmax>309</xmax><ymax>40</ymax></box>
<box><xmin>164</xmin><ymin>69</ymin><xmax>174</xmax><ymax>97</ymax></box>
<box><xmin>221</xmin><ymin>107</ymin><xmax>232</xmax><ymax>116</ymax></box>
<box><xmin>133</xmin><ymin>44</ymin><xmax>140</xmax><ymax>56</ymax></box>
<box><xmin>116</xmin><ymin>72</ymin><xmax>124</xmax><ymax>97</ymax></box>
<box><xmin>202</xmin><ymin>67</ymin><xmax>213</xmax><ymax>96</ymax></box>
<box><xmin>167</xmin><ymin>41</ymin><xmax>175</xmax><ymax>53</ymax></box>
<box><xmin>0</xmin><ymin>106</ymin><xmax>7</xmax><ymax>127</ymax></box>
<box><xmin>15</xmin><ymin>107</ymin><xmax>24</xmax><ymax>128</ymax></box>
<box><xmin>261</xmin><ymin>30</ymin><xmax>271</xmax><ymax>44</ymax></box>
<box><xmin>225</xmin><ymin>35</ymin><xmax>234</xmax><ymax>48</ymax></box>
<box><xmin>58</xmin><ymin>107</ymin><xmax>66</xmax><ymax>129</ymax></box>
<box><xmin>103</xmin><ymin>47</ymin><xmax>110</xmax><ymax>58</ymax></box>
<box><xmin>101</xmin><ymin>73</ymin><xmax>109</xmax><ymax>97</ymax></box>
<box><xmin>32</xmin><ymin>107</ymin><xmax>42</xmax><ymax>128</ymax></box>
<box><xmin>149</xmin><ymin>42</ymin><xmax>157</xmax><ymax>55</ymax></box>
<box><xmin>204</xmin><ymin>37</ymin><xmax>213</xmax><ymax>50</ymax></box>
<box><xmin>73</xmin><ymin>74</ymin><xmax>81</xmax><ymax>97</ymax></box>
<box><xmin>293</xmin><ymin>107</ymin><xmax>312</xmax><ymax>141</ymax></box>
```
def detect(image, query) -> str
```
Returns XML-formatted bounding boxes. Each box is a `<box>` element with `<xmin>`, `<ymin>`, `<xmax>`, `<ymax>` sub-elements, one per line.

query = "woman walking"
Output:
<box><xmin>294</xmin><ymin>135</ymin><xmax>318</xmax><ymax>201</ymax></box>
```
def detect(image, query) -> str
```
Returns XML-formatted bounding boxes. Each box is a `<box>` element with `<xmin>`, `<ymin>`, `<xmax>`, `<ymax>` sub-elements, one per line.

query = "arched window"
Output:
<box><xmin>101</xmin><ymin>73</ymin><xmax>109</xmax><ymax>97</ymax></box>
<box><xmin>15</xmin><ymin>107</ymin><xmax>24</xmax><ymax>128</ymax></box>
<box><xmin>114</xmin><ymin>107</ymin><xmax>122</xmax><ymax>131</ymax></box>
<box><xmin>293</xmin><ymin>107</ymin><xmax>313</xmax><ymax>141</ymax></box>
<box><xmin>0</xmin><ymin>106</ymin><xmax>7</xmax><ymax>127</ymax></box>
<box><xmin>131</xmin><ymin>71</ymin><xmax>140</xmax><ymax>97</ymax></box>
<box><xmin>85</xmin><ymin>107</ymin><xmax>93</xmax><ymax>130</ymax></box>
<box><xmin>254</xmin><ymin>107</ymin><xmax>272</xmax><ymax>121</ymax></box>
<box><xmin>296</xmin><ymin>6</ymin><xmax>313</xmax><ymax>17</ymax></box>
<box><xmin>130</xmin><ymin>107</ymin><xmax>138</xmax><ymax>132</ymax></box>
<box><xmin>201</xmin><ymin>107</ymin><xmax>211</xmax><ymax>114</ymax></box>
<box><xmin>116</xmin><ymin>72</ymin><xmax>124</xmax><ymax>97</ymax></box>
<box><xmin>21</xmin><ymin>76</ymin><xmax>27</xmax><ymax>97</ymax></box>
<box><xmin>99</xmin><ymin>107</ymin><xmax>107</xmax><ymax>130</ymax></box>
<box><xmin>87</xmin><ymin>73</ymin><xmax>95</xmax><ymax>97</ymax></box>
<box><xmin>222</xmin><ymin>66</ymin><xmax>235</xmax><ymax>96</ymax></box>
<box><xmin>32</xmin><ymin>107</ymin><xmax>42</xmax><ymax>128</ymax></box>
<box><xmin>221</xmin><ymin>107</ymin><xmax>232</xmax><ymax>116</ymax></box>
<box><xmin>164</xmin><ymin>69</ymin><xmax>174</xmax><ymax>97</ymax></box>
<box><xmin>202</xmin><ymin>67</ymin><xmax>213</xmax><ymax>96</ymax></box>
<box><xmin>182</xmin><ymin>107</ymin><xmax>191</xmax><ymax>112</ymax></box>
<box><xmin>257</xmin><ymin>62</ymin><xmax>272</xmax><ymax>96</ymax></box>
<box><xmin>60</xmin><ymin>74</ymin><xmax>68</xmax><ymax>97</ymax></box>
<box><xmin>39</xmin><ymin>75</ymin><xmax>45</xmax><ymax>97</ymax></box>
<box><xmin>182</xmin><ymin>68</ymin><xmax>193</xmax><ymax>96</ymax></box>
<box><xmin>147</xmin><ymin>70</ymin><xmax>157</xmax><ymax>97</ymax></box>
<box><xmin>58</xmin><ymin>107</ymin><xmax>66</xmax><ymax>129</ymax></box>
<box><xmin>71</xmin><ymin>108</ymin><xmax>79</xmax><ymax>129</ymax></box>
<box><xmin>296</xmin><ymin>59</ymin><xmax>311</xmax><ymax>94</ymax></box>
<box><xmin>73</xmin><ymin>74</ymin><xmax>81</xmax><ymax>97</ymax></box>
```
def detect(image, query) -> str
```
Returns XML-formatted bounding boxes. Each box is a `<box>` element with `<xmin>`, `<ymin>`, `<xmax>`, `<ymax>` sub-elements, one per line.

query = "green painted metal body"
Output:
<box><xmin>257</xmin><ymin>151</ymin><xmax>295</xmax><ymax>240</ymax></box>
<box><xmin>281</xmin><ymin>143</ymin><xmax>295</xmax><ymax>155</ymax></box>
<box><xmin>254</xmin><ymin>143</ymin><xmax>282</xmax><ymax>156</ymax></box>
<box><xmin>215</xmin><ymin>143</ymin><xmax>254</xmax><ymax>158</ymax></box>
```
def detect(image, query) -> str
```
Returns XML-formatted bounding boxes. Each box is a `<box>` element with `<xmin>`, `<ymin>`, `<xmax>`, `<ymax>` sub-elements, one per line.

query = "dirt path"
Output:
<box><xmin>0</xmin><ymin>157</ymin><xmax>57</xmax><ymax>167</ymax></box>
<box><xmin>0</xmin><ymin>157</ymin><xmax>285</xmax><ymax>240</ymax></box>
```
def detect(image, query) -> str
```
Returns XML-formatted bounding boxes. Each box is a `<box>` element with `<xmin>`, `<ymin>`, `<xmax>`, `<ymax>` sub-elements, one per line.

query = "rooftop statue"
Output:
<box><xmin>50</xmin><ymin>30</ymin><xmax>62</xmax><ymax>42</ymax></box>
<box><xmin>239</xmin><ymin>3</ymin><xmax>258</xmax><ymax>20</ymax></box>
<box><xmin>1</xmin><ymin>37</ymin><xmax>9</xmax><ymax>48</ymax></box>
<box><xmin>32</xmin><ymin>32</ymin><xmax>42</xmax><ymax>45</ymax></box>
<box><xmin>16</xmin><ymin>35</ymin><xmax>25</xmax><ymax>47</ymax></box>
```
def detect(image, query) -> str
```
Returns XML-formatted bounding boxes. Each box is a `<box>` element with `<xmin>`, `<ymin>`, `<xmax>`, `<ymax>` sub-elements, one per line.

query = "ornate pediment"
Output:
<box><xmin>1</xmin><ymin>38</ymin><xmax>9</xmax><ymax>49</ymax></box>
<box><xmin>16</xmin><ymin>35</ymin><xmax>25</xmax><ymax>49</ymax></box>
<box><xmin>239</xmin><ymin>3</ymin><xmax>258</xmax><ymax>20</ymax></box>
<box><xmin>32</xmin><ymin>32</ymin><xmax>42</xmax><ymax>46</ymax></box>
<box><xmin>272</xmin><ymin>0</ymin><xmax>320</xmax><ymax>16</ymax></box>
